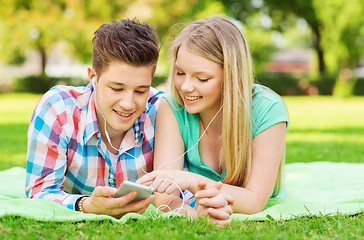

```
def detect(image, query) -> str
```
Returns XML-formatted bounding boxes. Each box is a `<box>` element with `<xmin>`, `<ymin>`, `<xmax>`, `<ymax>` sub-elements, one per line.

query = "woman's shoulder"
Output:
<box><xmin>252</xmin><ymin>84</ymin><xmax>285</xmax><ymax>107</ymax></box>
<box><xmin>164</xmin><ymin>94</ymin><xmax>183</xmax><ymax>111</ymax></box>
<box><xmin>252</xmin><ymin>84</ymin><xmax>289</xmax><ymax>137</ymax></box>
<box><xmin>163</xmin><ymin>94</ymin><xmax>199</xmax><ymax>125</ymax></box>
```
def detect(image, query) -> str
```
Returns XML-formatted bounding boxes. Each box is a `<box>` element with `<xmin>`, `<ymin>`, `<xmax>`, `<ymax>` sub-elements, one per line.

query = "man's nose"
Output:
<box><xmin>119</xmin><ymin>92</ymin><xmax>135</xmax><ymax>110</ymax></box>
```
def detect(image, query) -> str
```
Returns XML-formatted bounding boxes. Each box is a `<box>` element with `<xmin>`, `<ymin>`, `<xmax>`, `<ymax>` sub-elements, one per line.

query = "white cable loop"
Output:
<box><xmin>94</xmin><ymin>88</ymin><xmax>222</xmax><ymax>218</ymax></box>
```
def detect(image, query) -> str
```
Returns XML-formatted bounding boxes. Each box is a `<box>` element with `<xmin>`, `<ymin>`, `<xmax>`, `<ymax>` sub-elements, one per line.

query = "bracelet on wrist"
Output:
<box><xmin>77</xmin><ymin>196</ymin><xmax>89</xmax><ymax>213</ymax></box>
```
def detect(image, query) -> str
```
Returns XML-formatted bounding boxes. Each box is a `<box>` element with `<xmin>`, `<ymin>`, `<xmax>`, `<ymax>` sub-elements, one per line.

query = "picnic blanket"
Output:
<box><xmin>0</xmin><ymin>162</ymin><xmax>363</xmax><ymax>222</ymax></box>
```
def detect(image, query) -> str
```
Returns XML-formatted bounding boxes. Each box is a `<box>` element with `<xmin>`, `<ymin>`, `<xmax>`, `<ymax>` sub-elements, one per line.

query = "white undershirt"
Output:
<box><xmin>109</xmin><ymin>151</ymin><xmax>119</xmax><ymax>172</ymax></box>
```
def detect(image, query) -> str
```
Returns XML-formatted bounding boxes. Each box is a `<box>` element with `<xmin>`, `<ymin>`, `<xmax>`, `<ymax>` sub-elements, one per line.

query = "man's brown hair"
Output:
<box><xmin>92</xmin><ymin>19</ymin><xmax>160</xmax><ymax>77</ymax></box>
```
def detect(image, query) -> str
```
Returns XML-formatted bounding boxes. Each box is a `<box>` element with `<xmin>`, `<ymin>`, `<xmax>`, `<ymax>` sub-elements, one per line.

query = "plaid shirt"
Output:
<box><xmin>25</xmin><ymin>84</ymin><xmax>163</xmax><ymax>210</ymax></box>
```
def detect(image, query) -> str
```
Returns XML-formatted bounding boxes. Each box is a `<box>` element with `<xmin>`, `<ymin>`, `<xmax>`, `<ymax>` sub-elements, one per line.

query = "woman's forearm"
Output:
<box><xmin>220</xmin><ymin>184</ymin><xmax>268</xmax><ymax>214</ymax></box>
<box><xmin>139</xmin><ymin>170</ymin><xmax>270</xmax><ymax>215</ymax></box>
<box><xmin>189</xmin><ymin>173</ymin><xmax>269</xmax><ymax>214</ymax></box>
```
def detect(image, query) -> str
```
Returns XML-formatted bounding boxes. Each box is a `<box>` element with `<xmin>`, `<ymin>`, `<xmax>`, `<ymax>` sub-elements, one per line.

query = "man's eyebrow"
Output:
<box><xmin>110</xmin><ymin>82</ymin><xmax>150</xmax><ymax>88</ymax></box>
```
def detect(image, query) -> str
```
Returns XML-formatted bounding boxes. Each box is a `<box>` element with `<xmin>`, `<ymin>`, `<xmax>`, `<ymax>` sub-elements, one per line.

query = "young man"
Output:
<box><xmin>25</xmin><ymin>19</ymin><xmax>163</xmax><ymax>218</ymax></box>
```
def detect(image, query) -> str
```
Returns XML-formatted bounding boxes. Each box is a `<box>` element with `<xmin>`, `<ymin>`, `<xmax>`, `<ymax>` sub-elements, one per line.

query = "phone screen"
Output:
<box><xmin>114</xmin><ymin>181</ymin><xmax>154</xmax><ymax>202</ymax></box>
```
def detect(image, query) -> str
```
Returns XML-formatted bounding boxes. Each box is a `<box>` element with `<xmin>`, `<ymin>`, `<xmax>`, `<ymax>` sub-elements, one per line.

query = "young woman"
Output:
<box><xmin>138</xmin><ymin>16</ymin><xmax>288</xmax><ymax>222</ymax></box>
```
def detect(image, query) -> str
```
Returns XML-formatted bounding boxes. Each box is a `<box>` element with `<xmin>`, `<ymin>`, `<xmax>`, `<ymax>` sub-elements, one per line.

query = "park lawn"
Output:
<box><xmin>284</xmin><ymin>96</ymin><xmax>364</xmax><ymax>164</ymax></box>
<box><xmin>0</xmin><ymin>93</ymin><xmax>40</xmax><ymax>170</ymax></box>
<box><xmin>0</xmin><ymin>93</ymin><xmax>363</xmax><ymax>239</ymax></box>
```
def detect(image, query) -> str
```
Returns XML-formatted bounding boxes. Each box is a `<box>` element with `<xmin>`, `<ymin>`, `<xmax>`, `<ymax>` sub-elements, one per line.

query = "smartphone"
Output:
<box><xmin>113</xmin><ymin>180</ymin><xmax>154</xmax><ymax>202</ymax></box>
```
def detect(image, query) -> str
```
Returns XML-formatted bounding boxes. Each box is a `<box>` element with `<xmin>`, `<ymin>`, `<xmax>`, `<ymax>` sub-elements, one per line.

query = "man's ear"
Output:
<box><xmin>87</xmin><ymin>67</ymin><xmax>97</xmax><ymax>84</ymax></box>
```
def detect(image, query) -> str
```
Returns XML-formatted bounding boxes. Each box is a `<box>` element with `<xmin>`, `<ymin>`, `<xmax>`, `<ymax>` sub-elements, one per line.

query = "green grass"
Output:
<box><xmin>284</xmin><ymin>96</ymin><xmax>364</xmax><ymax>163</ymax></box>
<box><xmin>1</xmin><ymin>213</ymin><xmax>363</xmax><ymax>239</ymax></box>
<box><xmin>0</xmin><ymin>93</ymin><xmax>363</xmax><ymax>239</ymax></box>
<box><xmin>0</xmin><ymin>93</ymin><xmax>41</xmax><ymax>169</ymax></box>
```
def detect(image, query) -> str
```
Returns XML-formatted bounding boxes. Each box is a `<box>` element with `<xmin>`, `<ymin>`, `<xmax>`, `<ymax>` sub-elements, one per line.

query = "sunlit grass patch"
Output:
<box><xmin>0</xmin><ymin>93</ymin><xmax>41</xmax><ymax>124</ymax></box>
<box><xmin>0</xmin><ymin>93</ymin><xmax>363</xmax><ymax>238</ymax></box>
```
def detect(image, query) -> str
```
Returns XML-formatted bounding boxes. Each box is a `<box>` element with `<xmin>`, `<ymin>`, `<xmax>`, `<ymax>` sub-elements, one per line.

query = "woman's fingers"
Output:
<box><xmin>207</xmin><ymin>206</ymin><xmax>232</xmax><ymax>220</ymax></box>
<box><xmin>199</xmin><ymin>195</ymin><xmax>230</xmax><ymax>208</ymax></box>
<box><xmin>136</xmin><ymin>171</ymin><xmax>157</xmax><ymax>185</ymax></box>
<box><xmin>139</xmin><ymin>180</ymin><xmax>154</xmax><ymax>187</ymax></box>
<box><xmin>153</xmin><ymin>180</ymin><xmax>172</xmax><ymax>193</ymax></box>
<box><xmin>197</xmin><ymin>180</ymin><xmax>207</xmax><ymax>191</ymax></box>
<box><xmin>195</xmin><ymin>188</ymin><xmax>220</xmax><ymax>199</ymax></box>
<box><xmin>223</xmin><ymin>194</ymin><xmax>234</xmax><ymax>206</ymax></box>
<box><xmin>213</xmin><ymin>181</ymin><xmax>223</xmax><ymax>190</ymax></box>
<box><xmin>196</xmin><ymin>188</ymin><xmax>234</xmax><ymax>206</ymax></box>
<box><xmin>164</xmin><ymin>184</ymin><xmax>181</xmax><ymax>195</ymax></box>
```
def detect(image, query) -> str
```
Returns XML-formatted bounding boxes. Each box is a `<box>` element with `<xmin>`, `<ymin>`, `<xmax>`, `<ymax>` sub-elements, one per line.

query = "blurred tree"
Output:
<box><xmin>220</xmin><ymin>0</ymin><xmax>364</xmax><ymax>96</ymax></box>
<box><xmin>262</xmin><ymin>0</ymin><xmax>327</xmax><ymax>74</ymax></box>
<box><xmin>241</xmin><ymin>13</ymin><xmax>278</xmax><ymax>74</ymax></box>
<box><xmin>317</xmin><ymin>0</ymin><xmax>364</xmax><ymax>97</ymax></box>
<box><xmin>262</xmin><ymin>0</ymin><xmax>364</xmax><ymax>96</ymax></box>
<box><xmin>61</xmin><ymin>0</ymin><xmax>131</xmax><ymax>64</ymax></box>
<box><xmin>118</xmin><ymin>0</ymin><xmax>216</xmax><ymax>77</ymax></box>
<box><xmin>0</xmin><ymin>0</ymin><xmax>208</xmax><ymax>78</ymax></box>
<box><xmin>221</xmin><ymin>0</ymin><xmax>326</xmax><ymax>74</ymax></box>
<box><xmin>0</xmin><ymin>0</ymin><xmax>131</xmax><ymax>76</ymax></box>
<box><xmin>217</xmin><ymin>0</ymin><xmax>278</xmax><ymax>73</ymax></box>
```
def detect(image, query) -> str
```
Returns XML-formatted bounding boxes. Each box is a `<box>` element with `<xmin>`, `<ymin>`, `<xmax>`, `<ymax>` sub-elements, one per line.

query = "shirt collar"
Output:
<box><xmin>84</xmin><ymin>86</ymin><xmax>100</xmax><ymax>144</ymax></box>
<box><xmin>132</xmin><ymin>111</ymin><xmax>145</xmax><ymax>144</ymax></box>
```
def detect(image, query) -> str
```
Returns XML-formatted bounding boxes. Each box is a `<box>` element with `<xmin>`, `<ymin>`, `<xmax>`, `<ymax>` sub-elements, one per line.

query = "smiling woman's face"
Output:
<box><xmin>174</xmin><ymin>44</ymin><xmax>224</xmax><ymax>116</ymax></box>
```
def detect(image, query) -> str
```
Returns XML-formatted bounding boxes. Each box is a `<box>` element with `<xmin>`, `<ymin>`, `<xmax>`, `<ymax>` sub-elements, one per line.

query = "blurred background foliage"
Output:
<box><xmin>0</xmin><ymin>0</ymin><xmax>363</xmax><ymax>96</ymax></box>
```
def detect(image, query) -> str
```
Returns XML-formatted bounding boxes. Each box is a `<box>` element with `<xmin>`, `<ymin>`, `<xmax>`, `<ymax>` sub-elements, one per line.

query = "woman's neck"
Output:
<box><xmin>198</xmin><ymin>109</ymin><xmax>225</xmax><ymax>174</ymax></box>
<box><xmin>199</xmin><ymin>108</ymin><xmax>223</xmax><ymax>136</ymax></box>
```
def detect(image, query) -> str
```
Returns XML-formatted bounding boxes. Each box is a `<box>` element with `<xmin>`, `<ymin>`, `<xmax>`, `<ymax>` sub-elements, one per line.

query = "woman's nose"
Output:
<box><xmin>180</xmin><ymin>76</ymin><xmax>194</xmax><ymax>93</ymax></box>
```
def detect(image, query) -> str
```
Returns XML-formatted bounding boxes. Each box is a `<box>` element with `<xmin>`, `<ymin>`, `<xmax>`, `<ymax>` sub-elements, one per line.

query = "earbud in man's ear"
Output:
<box><xmin>91</xmin><ymin>77</ymin><xmax>96</xmax><ymax>86</ymax></box>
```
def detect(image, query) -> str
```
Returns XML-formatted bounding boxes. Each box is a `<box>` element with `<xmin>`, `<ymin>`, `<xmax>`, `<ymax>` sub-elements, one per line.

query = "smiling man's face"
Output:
<box><xmin>93</xmin><ymin>60</ymin><xmax>153</xmax><ymax>138</ymax></box>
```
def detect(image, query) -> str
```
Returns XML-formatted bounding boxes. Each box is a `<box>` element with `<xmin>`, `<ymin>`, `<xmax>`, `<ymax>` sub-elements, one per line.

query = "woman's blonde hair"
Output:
<box><xmin>167</xmin><ymin>16</ymin><xmax>283</xmax><ymax>196</ymax></box>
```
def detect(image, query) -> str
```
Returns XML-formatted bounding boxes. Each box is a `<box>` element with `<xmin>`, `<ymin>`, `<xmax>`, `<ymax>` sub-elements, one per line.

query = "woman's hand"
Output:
<box><xmin>82</xmin><ymin>186</ymin><xmax>154</xmax><ymax>218</ymax></box>
<box><xmin>136</xmin><ymin>170</ymin><xmax>198</xmax><ymax>195</ymax></box>
<box><xmin>195</xmin><ymin>181</ymin><xmax>234</xmax><ymax>227</ymax></box>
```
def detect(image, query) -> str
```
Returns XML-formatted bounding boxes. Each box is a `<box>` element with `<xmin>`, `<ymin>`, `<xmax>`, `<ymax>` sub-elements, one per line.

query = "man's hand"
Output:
<box><xmin>82</xmin><ymin>186</ymin><xmax>154</xmax><ymax>218</ymax></box>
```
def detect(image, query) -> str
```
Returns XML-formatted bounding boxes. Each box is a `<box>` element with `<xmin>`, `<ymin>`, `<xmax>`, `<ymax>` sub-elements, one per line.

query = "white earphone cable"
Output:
<box><xmin>155</xmin><ymin>104</ymin><xmax>223</xmax><ymax>172</ymax></box>
<box><xmin>92</xmin><ymin>77</ymin><xmax>221</xmax><ymax>217</ymax></box>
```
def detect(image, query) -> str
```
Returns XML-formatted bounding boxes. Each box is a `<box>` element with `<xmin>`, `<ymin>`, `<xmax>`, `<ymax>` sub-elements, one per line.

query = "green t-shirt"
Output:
<box><xmin>164</xmin><ymin>84</ymin><xmax>289</xmax><ymax>182</ymax></box>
